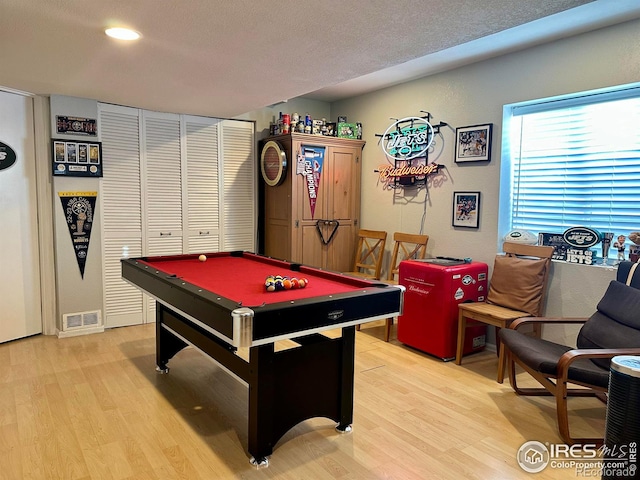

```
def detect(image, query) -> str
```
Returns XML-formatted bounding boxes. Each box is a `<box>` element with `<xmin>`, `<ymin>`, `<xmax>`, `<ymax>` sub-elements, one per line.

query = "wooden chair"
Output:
<box><xmin>383</xmin><ymin>232</ymin><xmax>429</xmax><ymax>341</ymax></box>
<box><xmin>455</xmin><ymin>242</ymin><xmax>554</xmax><ymax>383</ymax></box>
<box><xmin>499</xmin><ymin>278</ymin><xmax>640</xmax><ymax>445</ymax></box>
<box><xmin>344</xmin><ymin>229</ymin><xmax>387</xmax><ymax>280</ymax></box>
<box><xmin>345</xmin><ymin>229</ymin><xmax>387</xmax><ymax>334</ymax></box>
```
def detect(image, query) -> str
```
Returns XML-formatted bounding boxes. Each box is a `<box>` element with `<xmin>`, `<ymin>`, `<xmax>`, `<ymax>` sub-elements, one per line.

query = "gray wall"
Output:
<box><xmin>237</xmin><ymin>97</ymin><xmax>331</xmax><ymax>142</ymax></box>
<box><xmin>49</xmin><ymin>95</ymin><xmax>103</xmax><ymax>329</ymax></box>
<box><xmin>48</xmin><ymin>19</ymin><xmax>639</xmax><ymax>342</ymax></box>
<box><xmin>246</xmin><ymin>19</ymin><xmax>640</xmax><ymax>346</ymax></box>
<box><xmin>328</xmin><ymin>20</ymin><xmax>640</xmax><ymax>344</ymax></box>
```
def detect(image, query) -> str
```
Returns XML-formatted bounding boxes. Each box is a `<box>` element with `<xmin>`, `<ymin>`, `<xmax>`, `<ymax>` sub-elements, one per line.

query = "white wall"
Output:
<box><xmin>325</xmin><ymin>19</ymin><xmax>640</xmax><ymax>343</ymax></box>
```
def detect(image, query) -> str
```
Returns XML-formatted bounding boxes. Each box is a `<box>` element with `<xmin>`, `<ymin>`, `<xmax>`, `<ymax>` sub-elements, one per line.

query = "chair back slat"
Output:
<box><xmin>503</xmin><ymin>242</ymin><xmax>555</xmax><ymax>258</ymax></box>
<box><xmin>351</xmin><ymin>229</ymin><xmax>387</xmax><ymax>280</ymax></box>
<box><xmin>387</xmin><ymin>232</ymin><xmax>429</xmax><ymax>282</ymax></box>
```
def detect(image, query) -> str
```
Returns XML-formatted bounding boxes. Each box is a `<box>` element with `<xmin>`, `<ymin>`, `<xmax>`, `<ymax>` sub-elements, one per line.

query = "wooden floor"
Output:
<box><xmin>0</xmin><ymin>321</ymin><xmax>605</xmax><ymax>480</ymax></box>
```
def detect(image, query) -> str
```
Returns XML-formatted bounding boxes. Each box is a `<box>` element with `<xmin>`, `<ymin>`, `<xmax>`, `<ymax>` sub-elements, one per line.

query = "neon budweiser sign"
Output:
<box><xmin>377</xmin><ymin>162</ymin><xmax>440</xmax><ymax>181</ymax></box>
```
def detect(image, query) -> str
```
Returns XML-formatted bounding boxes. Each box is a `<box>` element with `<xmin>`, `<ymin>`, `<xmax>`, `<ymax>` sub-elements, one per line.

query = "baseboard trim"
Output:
<box><xmin>57</xmin><ymin>326</ymin><xmax>105</xmax><ymax>338</ymax></box>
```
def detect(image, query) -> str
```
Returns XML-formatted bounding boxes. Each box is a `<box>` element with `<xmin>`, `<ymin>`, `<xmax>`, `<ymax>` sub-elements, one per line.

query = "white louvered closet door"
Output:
<box><xmin>141</xmin><ymin>111</ymin><xmax>183</xmax><ymax>322</ymax></box>
<box><xmin>184</xmin><ymin>115</ymin><xmax>221</xmax><ymax>253</ymax></box>
<box><xmin>143</xmin><ymin>111</ymin><xmax>183</xmax><ymax>256</ymax></box>
<box><xmin>220</xmin><ymin>120</ymin><xmax>256</xmax><ymax>251</ymax></box>
<box><xmin>100</xmin><ymin>106</ymin><xmax>255</xmax><ymax>328</ymax></box>
<box><xmin>100</xmin><ymin>104</ymin><xmax>145</xmax><ymax>327</ymax></box>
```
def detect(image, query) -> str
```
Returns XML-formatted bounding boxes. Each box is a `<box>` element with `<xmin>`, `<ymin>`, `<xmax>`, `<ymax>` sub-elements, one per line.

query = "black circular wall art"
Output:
<box><xmin>0</xmin><ymin>142</ymin><xmax>17</xmax><ymax>171</ymax></box>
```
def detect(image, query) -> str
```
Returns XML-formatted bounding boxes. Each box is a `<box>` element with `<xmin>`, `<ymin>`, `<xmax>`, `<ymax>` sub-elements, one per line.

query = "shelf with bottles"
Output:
<box><xmin>270</xmin><ymin>113</ymin><xmax>361</xmax><ymax>139</ymax></box>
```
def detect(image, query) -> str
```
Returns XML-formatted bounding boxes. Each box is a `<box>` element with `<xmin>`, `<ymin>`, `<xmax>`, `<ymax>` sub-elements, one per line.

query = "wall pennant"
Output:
<box><xmin>58</xmin><ymin>191</ymin><xmax>97</xmax><ymax>278</ymax></box>
<box><xmin>301</xmin><ymin>145</ymin><xmax>325</xmax><ymax>219</ymax></box>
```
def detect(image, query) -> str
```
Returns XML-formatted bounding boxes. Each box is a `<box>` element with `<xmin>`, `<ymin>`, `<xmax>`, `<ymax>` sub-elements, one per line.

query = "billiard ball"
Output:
<box><xmin>198</xmin><ymin>254</ymin><xmax>207</xmax><ymax>262</ymax></box>
<box><xmin>283</xmin><ymin>279</ymin><xmax>292</xmax><ymax>290</ymax></box>
<box><xmin>298</xmin><ymin>278</ymin><xmax>306</xmax><ymax>288</ymax></box>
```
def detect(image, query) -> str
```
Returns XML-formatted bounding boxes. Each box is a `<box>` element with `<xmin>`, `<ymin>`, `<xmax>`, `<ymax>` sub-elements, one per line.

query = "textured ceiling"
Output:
<box><xmin>0</xmin><ymin>0</ymin><xmax>638</xmax><ymax>118</ymax></box>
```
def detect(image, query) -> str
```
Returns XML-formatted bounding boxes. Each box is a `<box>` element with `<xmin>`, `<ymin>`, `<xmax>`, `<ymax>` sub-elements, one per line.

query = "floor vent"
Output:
<box><xmin>62</xmin><ymin>310</ymin><xmax>102</xmax><ymax>332</ymax></box>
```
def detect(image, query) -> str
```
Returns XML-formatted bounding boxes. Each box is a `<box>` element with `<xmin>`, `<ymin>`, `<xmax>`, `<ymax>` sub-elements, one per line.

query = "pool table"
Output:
<box><xmin>121</xmin><ymin>251</ymin><xmax>404</xmax><ymax>466</ymax></box>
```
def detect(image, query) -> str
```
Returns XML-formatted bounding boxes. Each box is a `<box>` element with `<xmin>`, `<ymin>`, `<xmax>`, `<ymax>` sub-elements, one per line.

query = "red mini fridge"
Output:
<box><xmin>397</xmin><ymin>258</ymin><xmax>488</xmax><ymax>360</ymax></box>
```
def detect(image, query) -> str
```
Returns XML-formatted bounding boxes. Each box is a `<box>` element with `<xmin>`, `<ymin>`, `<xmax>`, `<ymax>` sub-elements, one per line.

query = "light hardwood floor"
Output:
<box><xmin>0</xmin><ymin>321</ymin><xmax>605</xmax><ymax>480</ymax></box>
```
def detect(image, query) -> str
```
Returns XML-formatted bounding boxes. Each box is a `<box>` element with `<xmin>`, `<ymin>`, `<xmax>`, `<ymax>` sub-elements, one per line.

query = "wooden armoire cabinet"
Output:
<box><xmin>259</xmin><ymin>133</ymin><xmax>365</xmax><ymax>272</ymax></box>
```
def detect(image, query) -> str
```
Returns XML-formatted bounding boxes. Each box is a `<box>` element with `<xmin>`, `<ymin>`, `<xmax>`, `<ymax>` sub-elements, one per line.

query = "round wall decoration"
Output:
<box><xmin>260</xmin><ymin>140</ymin><xmax>287</xmax><ymax>186</ymax></box>
<box><xmin>0</xmin><ymin>141</ymin><xmax>17</xmax><ymax>171</ymax></box>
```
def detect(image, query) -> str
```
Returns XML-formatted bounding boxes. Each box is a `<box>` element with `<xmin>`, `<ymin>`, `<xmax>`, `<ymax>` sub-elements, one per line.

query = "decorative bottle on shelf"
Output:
<box><xmin>302</xmin><ymin>113</ymin><xmax>310</xmax><ymax>133</ymax></box>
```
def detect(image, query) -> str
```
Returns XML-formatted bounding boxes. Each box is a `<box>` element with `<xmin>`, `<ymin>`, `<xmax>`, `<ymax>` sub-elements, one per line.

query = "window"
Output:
<box><xmin>500</xmin><ymin>83</ymin><xmax>640</xmax><ymax>256</ymax></box>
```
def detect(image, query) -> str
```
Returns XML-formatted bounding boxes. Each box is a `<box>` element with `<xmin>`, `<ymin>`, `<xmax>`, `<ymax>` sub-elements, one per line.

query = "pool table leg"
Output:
<box><xmin>247</xmin><ymin>326</ymin><xmax>356</xmax><ymax>465</ymax></box>
<box><xmin>156</xmin><ymin>303</ymin><xmax>188</xmax><ymax>373</ymax></box>
<box><xmin>336</xmin><ymin>325</ymin><xmax>355</xmax><ymax>433</ymax></box>
<box><xmin>248</xmin><ymin>343</ymin><xmax>276</xmax><ymax>467</ymax></box>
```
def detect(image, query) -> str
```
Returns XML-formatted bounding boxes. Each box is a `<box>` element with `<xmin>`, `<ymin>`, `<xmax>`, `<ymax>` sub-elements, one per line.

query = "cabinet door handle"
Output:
<box><xmin>199</xmin><ymin>231</ymin><xmax>210</xmax><ymax>235</ymax></box>
<box><xmin>160</xmin><ymin>232</ymin><xmax>172</xmax><ymax>236</ymax></box>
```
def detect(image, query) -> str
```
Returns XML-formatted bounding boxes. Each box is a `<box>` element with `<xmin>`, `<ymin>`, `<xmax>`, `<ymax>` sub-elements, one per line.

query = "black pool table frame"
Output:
<box><xmin>121</xmin><ymin>252</ymin><xmax>404</xmax><ymax>466</ymax></box>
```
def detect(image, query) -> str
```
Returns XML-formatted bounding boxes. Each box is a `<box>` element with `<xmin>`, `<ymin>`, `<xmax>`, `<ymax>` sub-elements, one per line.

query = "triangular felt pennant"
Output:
<box><xmin>58</xmin><ymin>191</ymin><xmax>97</xmax><ymax>278</ymax></box>
<box><xmin>302</xmin><ymin>145</ymin><xmax>325</xmax><ymax>219</ymax></box>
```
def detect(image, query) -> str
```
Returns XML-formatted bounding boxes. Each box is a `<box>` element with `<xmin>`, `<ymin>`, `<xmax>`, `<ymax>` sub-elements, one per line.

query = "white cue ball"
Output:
<box><xmin>198</xmin><ymin>254</ymin><xmax>207</xmax><ymax>262</ymax></box>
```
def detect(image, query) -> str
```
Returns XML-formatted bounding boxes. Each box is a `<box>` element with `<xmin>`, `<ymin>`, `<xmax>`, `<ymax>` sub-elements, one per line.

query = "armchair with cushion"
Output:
<box><xmin>499</xmin><ymin>276</ymin><xmax>640</xmax><ymax>445</ymax></box>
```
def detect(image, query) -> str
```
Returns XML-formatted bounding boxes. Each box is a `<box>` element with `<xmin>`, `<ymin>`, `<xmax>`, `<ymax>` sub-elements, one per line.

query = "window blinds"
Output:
<box><xmin>509</xmin><ymin>90</ymin><xmax>640</xmax><ymax>235</ymax></box>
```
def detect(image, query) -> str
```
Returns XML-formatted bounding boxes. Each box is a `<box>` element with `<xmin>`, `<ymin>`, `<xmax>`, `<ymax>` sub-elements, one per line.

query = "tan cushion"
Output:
<box><xmin>487</xmin><ymin>255</ymin><xmax>548</xmax><ymax>316</ymax></box>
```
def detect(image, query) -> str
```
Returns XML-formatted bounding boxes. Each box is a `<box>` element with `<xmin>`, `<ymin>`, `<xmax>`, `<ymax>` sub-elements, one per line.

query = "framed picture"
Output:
<box><xmin>324</xmin><ymin>122</ymin><xmax>336</xmax><ymax>136</ymax></box>
<box><xmin>51</xmin><ymin>139</ymin><xmax>102</xmax><ymax>177</ymax></box>
<box><xmin>455</xmin><ymin>123</ymin><xmax>492</xmax><ymax>163</ymax></box>
<box><xmin>337</xmin><ymin>122</ymin><xmax>358</xmax><ymax>139</ymax></box>
<box><xmin>452</xmin><ymin>191</ymin><xmax>481</xmax><ymax>228</ymax></box>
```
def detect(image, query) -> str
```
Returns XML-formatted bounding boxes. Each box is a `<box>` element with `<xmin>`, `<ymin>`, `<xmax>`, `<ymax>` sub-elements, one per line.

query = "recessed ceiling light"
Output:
<box><xmin>105</xmin><ymin>27</ymin><xmax>141</xmax><ymax>41</ymax></box>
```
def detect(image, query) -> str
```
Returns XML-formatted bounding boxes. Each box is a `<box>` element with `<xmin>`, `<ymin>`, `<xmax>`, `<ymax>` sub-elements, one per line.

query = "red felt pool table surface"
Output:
<box><xmin>139</xmin><ymin>252</ymin><xmax>373</xmax><ymax>307</ymax></box>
